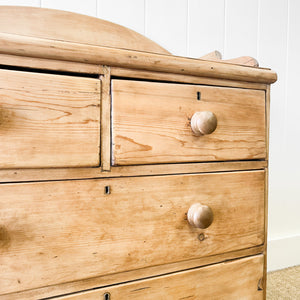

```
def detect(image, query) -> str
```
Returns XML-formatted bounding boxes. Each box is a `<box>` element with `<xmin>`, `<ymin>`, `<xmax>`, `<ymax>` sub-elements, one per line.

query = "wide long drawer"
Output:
<box><xmin>0</xmin><ymin>171</ymin><xmax>264</xmax><ymax>294</ymax></box>
<box><xmin>0</xmin><ymin>69</ymin><xmax>100</xmax><ymax>168</ymax></box>
<box><xmin>58</xmin><ymin>255</ymin><xmax>264</xmax><ymax>300</ymax></box>
<box><xmin>112</xmin><ymin>80</ymin><xmax>266</xmax><ymax>165</ymax></box>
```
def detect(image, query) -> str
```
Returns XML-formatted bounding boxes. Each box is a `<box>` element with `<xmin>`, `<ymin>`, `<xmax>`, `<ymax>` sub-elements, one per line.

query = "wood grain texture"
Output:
<box><xmin>199</xmin><ymin>51</ymin><xmax>259</xmax><ymax>67</ymax></box>
<box><xmin>199</xmin><ymin>50</ymin><xmax>223</xmax><ymax>60</ymax></box>
<box><xmin>59</xmin><ymin>255</ymin><xmax>264</xmax><ymax>300</ymax></box>
<box><xmin>202</xmin><ymin>55</ymin><xmax>259</xmax><ymax>67</ymax></box>
<box><xmin>264</xmin><ymin>86</ymin><xmax>270</xmax><ymax>298</ymax></box>
<box><xmin>0</xmin><ymin>171</ymin><xmax>264</xmax><ymax>294</ymax></box>
<box><xmin>0</xmin><ymin>5</ymin><xmax>273</xmax><ymax>300</ymax></box>
<box><xmin>0</xmin><ymin>160</ymin><xmax>266</xmax><ymax>183</ymax></box>
<box><xmin>112</xmin><ymin>80</ymin><xmax>266</xmax><ymax>165</ymax></box>
<box><xmin>0</xmin><ymin>6</ymin><xmax>169</xmax><ymax>55</ymax></box>
<box><xmin>110</xmin><ymin>67</ymin><xmax>268</xmax><ymax>90</ymax></box>
<box><xmin>1</xmin><ymin>246</ymin><xmax>264</xmax><ymax>300</ymax></box>
<box><xmin>0</xmin><ymin>53</ymin><xmax>104</xmax><ymax>74</ymax></box>
<box><xmin>264</xmin><ymin>167</ymin><xmax>269</xmax><ymax>299</ymax></box>
<box><xmin>100</xmin><ymin>66</ymin><xmax>111</xmax><ymax>171</ymax></box>
<box><xmin>0</xmin><ymin>32</ymin><xmax>277</xmax><ymax>84</ymax></box>
<box><xmin>222</xmin><ymin>56</ymin><xmax>259</xmax><ymax>67</ymax></box>
<box><xmin>0</xmin><ymin>68</ymin><xmax>100</xmax><ymax>168</ymax></box>
<box><xmin>0</xmin><ymin>54</ymin><xmax>267</xmax><ymax>87</ymax></box>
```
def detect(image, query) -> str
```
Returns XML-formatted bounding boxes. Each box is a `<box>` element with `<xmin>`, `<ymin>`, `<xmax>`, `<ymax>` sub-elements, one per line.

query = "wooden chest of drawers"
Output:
<box><xmin>0</xmin><ymin>6</ymin><xmax>276</xmax><ymax>300</ymax></box>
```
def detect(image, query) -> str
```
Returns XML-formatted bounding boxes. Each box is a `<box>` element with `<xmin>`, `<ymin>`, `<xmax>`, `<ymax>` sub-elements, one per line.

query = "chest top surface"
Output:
<box><xmin>0</xmin><ymin>6</ymin><xmax>276</xmax><ymax>84</ymax></box>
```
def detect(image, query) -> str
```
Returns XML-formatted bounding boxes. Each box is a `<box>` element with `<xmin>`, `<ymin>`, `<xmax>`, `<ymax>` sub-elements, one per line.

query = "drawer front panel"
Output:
<box><xmin>0</xmin><ymin>171</ymin><xmax>264</xmax><ymax>294</ymax></box>
<box><xmin>59</xmin><ymin>255</ymin><xmax>264</xmax><ymax>300</ymax></box>
<box><xmin>112</xmin><ymin>80</ymin><xmax>266</xmax><ymax>165</ymax></box>
<box><xmin>0</xmin><ymin>69</ymin><xmax>100</xmax><ymax>168</ymax></box>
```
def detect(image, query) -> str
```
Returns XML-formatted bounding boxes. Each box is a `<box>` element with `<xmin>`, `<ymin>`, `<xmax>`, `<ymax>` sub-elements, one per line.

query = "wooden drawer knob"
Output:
<box><xmin>191</xmin><ymin>111</ymin><xmax>217</xmax><ymax>136</ymax></box>
<box><xmin>187</xmin><ymin>203</ymin><xmax>214</xmax><ymax>229</ymax></box>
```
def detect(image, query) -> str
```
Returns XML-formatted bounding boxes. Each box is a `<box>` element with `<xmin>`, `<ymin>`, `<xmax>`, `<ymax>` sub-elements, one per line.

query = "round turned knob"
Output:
<box><xmin>187</xmin><ymin>203</ymin><xmax>214</xmax><ymax>229</ymax></box>
<box><xmin>191</xmin><ymin>111</ymin><xmax>217</xmax><ymax>136</ymax></box>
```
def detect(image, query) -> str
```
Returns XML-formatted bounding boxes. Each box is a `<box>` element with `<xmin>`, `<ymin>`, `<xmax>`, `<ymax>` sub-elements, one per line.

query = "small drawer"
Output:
<box><xmin>0</xmin><ymin>170</ymin><xmax>264</xmax><ymax>294</ymax></box>
<box><xmin>112</xmin><ymin>80</ymin><xmax>266</xmax><ymax>165</ymax></box>
<box><xmin>58</xmin><ymin>255</ymin><xmax>264</xmax><ymax>299</ymax></box>
<box><xmin>0</xmin><ymin>69</ymin><xmax>100</xmax><ymax>168</ymax></box>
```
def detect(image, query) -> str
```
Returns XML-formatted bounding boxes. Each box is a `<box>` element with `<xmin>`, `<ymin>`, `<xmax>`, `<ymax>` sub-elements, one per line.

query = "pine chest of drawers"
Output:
<box><xmin>0</xmin><ymin>6</ymin><xmax>277</xmax><ymax>300</ymax></box>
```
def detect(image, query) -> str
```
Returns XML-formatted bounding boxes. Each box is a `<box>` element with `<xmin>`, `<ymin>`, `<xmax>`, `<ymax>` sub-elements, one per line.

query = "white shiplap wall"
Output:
<box><xmin>0</xmin><ymin>0</ymin><xmax>299</xmax><ymax>272</ymax></box>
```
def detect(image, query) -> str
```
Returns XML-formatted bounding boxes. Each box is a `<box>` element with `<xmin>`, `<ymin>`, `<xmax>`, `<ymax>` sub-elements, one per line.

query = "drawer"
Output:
<box><xmin>112</xmin><ymin>80</ymin><xmax>266</xmax><ymax>165</ymax></box>
<box><xmin>0</xmin><ymin>69</ymin><xmax>100</xmax><ymax>168</ymax></box>
<box><xmin>58</xmin><ymin>255</ymin><xmax>264</xmax><ymax>299</ymax></box>
<box><xmin>0</xmin><ymin>171</ymin><xmax>264</xmax><ymax>294</ymax></box>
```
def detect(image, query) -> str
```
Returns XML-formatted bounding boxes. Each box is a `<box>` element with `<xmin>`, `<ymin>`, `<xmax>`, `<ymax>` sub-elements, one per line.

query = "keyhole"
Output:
<box><xmin>197</xmin><ymin>91</ymin><xmax>201</xmax><ymax>100</ymax></box>
<box><xmin>104</xmin><ymin>292</ymin><xmax>111</xmax><ymax>300</ymax></box>
<box><xmin>104</xmin><ymin>186</ymin><xmax>111</xmax><ymax>195</ymax></box>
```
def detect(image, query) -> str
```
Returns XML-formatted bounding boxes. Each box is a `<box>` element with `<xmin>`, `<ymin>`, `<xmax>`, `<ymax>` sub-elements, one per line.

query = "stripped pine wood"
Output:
<box><xmin>110</xmin><ymin>67</ymin><xmax>268</xmax><ymax>90</ymax></box>
<box><xmin>0</xmin><ymin>171</ymin><xmax>264</xmax><ymax>294</ymax></box>
<box><xmin>0</xmin><ymin>53</ymin><xmax>103</xmax><ymax>74</ymax></box>
<box><xmin>0</xmin><ymin>245</ymin><xmax>264</xmax><ymax>300</ymax></box>
<box><xmin>0</xmin><ymin>69</ymin><xmax>100</xmax><ymax>168</ymax></box>
<box><xmin>100</xmin><ymin>66</ymin><xmax>111</xmax><ymax>171</ymax></box>
<box><xmin>222</xmin><ymin>56</ymin><xmax>259</xmax><ymax>67</ymax></box>
<box><xmin>263</xmin><ymin>87</ymin><xmax>271</xmax><ymax>298</ymax></box>
<box><xmin>199</xmin><ymin>50</ymin><xmax>259</xmax><ymax>67</ymax></box>
<box><xmin>112</xmin><ymin>80</ymin><xmax>266</xmax><ymax>165</ymax></box>
<box><xmin>0</xmin><ymin>160</ymin><xmax>267</xmax><ymax>183</ymax></box>
<box><xmin>58</xmin><ymin>255</ymin><xmax>264</xmax><ymax>300</ymax></box>
<box><xmin>0</xmin><ymin>6</ymin><xmax>169</xmax><ymax>55</ymax></box>
<box><xmin>264</xmin><ymin>167</ymin><xmax>269</xmax><ymax>298</ymax></box>
<box><xmin>0</xmin><ymin>6</ymin><xmax>276</xmax><ymax>300</ymax></box>
<box><xmin>0</xmin><ymin>32</ymin><xmax>277</xmax><ymax>84</ymax></box>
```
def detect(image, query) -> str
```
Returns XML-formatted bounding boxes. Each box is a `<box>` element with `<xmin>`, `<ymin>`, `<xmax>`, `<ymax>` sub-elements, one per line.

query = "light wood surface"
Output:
<box><xmin>0</xmin><ymin>32</ymin><xmax>277</xmax><ymax>84</ymax></box>
<box><xmin>0</xmin><ymin>69</ymin><xmax>100</xmax><ymax>168</ymax></box>
<box><xmin>0</xmin><ymin>160</ymin><xmax>266</xmax><ymax>183</ymax></box>
<box><xmin>0</xmin><ymin>171</ymin><xmax>264</xmax><ymax>294</ymax></box>
<box><xmin>0</xmin><ymin>6</ymin><xmax>169</xmax><ymax>55</ymax></box>
<box><xmin>191</xmin><ymin>111</ymin><xmax>218</xmax><ymax>136</ymax></box>
<box><xmin>1</xmin><ymin>246</ymin><xmax>264</xmax><ymax>300</ymax></box>
<box><xmin>223</xmin><ymin>56</ymin><xmax>259</xmax><ymax>67</ymax></box>
<box><xmin>112</xmin><ymin>80</ymin><xmax>266</xmax><ymax>165</ymax></box>
<box><xmin>0</xmin><ymin>6</ymin><xmax>275</xmax><ymax>300</ymax></box>
<box><xmin>187</xmin><ymin>203</ymin><xmax>214</xmax><ymax>229</ymax></box>
<box><xmin>58</xmin><ymin>255</ymin><xmax>264</xmax><ymax>300</ymax></box>
<box><xmin>0</xmin><ymin>53</ymin><xmax>103</xmax><ymax>74</ymax></box>
<box><xmin>264</xmin><ymin>167</ymin><xmax>269</xmax><ymax>298</ymax></box>
<box><xmin>199</xmin><ymin>50</ymin><xmax>259</xmax><ymax>67</ymax></box>
<box><xmin>100</xmin><ymin>66</ymin><xmax>111</xmax><ymax>171</ymax></box>
<box><xmin>199</xmin><ymin>50</ymin><xmax>222</xmax><ymax>60</ymax></box>
<box><xmin>264</xmin><ymin>86</ymin><xmax>271</xmax><ymax>298</ymax></box>
<box><xmin>110</xmin><ymin>67</ymin><xmax>268</xmax><ymax>90</ymax></box>
<box><xmin>0</xmin><ymin>53</ymin><xmax>268</xmax><ymax>88</ymax></box>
